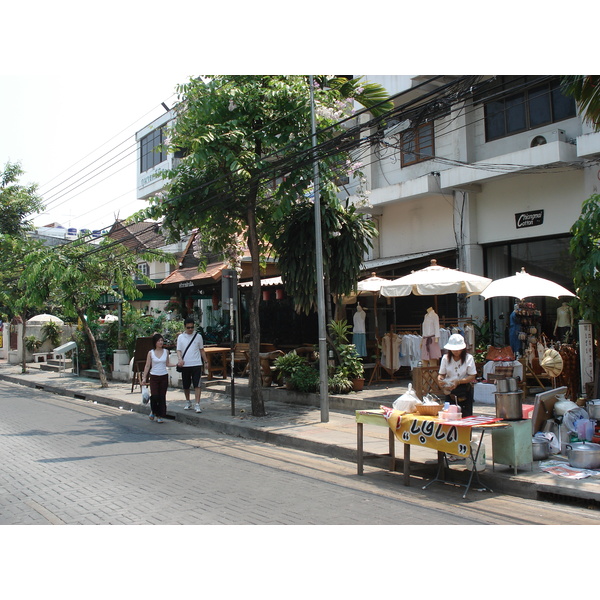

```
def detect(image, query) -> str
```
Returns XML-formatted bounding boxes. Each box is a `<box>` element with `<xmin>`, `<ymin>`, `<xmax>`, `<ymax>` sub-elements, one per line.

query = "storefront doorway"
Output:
<box><xmin>484</xmin><ymin>234</ymin><xmax>575</xmax><ymax>346</ymax></box>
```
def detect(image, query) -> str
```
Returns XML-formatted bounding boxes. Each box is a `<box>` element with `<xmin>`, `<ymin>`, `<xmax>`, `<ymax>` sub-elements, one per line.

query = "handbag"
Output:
<box><xmin>485</xmin><ymin>345</ymin><xmax>515</xmax><ymax>362</ymax></box>
<box><xmin>176</xmin><ymin>333</ymin><xmax>197</xmax><ymax>372</ymax></box>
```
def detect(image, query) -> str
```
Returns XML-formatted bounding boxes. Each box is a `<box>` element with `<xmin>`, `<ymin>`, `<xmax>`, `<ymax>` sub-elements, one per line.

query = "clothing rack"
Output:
<box><xmin>389</xmin><ymin>325</ymin><xmax>421</xmax><ymax>335</ymax></box>
<box><xmin>438</xmin><ymin>316</ymin><xmax>475</xmax><ymax>329</ymax></box>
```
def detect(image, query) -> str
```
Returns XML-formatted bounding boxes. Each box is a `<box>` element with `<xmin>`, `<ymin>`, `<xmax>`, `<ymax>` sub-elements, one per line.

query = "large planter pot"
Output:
<box><xmin>352</xmin><ymin>378</ymin><xmax>365</xmax><ymax>392</ymax></box>
<box><xmin>114</xmin><ymin>349</ymin><xmax>130</xmax><ymax>366</ymax></box>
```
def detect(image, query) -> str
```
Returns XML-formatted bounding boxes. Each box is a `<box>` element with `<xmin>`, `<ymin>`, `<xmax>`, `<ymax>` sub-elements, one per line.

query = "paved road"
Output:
<box><xmin>1</xmin><ymin>380</ymin><xmax>599</xmax><ymax>525</ymax></box>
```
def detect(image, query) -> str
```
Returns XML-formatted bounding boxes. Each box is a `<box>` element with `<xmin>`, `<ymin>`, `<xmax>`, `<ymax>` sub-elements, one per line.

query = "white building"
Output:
<box><xmin>349</xmin><ymin>75</ymin><xmax>599</xmax><ymax>344</ymax></box>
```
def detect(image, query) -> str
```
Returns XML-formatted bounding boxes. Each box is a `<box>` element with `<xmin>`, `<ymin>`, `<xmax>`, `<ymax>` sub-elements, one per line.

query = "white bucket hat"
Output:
<box><xmin>444</xmin><ymin>333</ymin><xmax>466</xmax><ymax>351</ymax></box>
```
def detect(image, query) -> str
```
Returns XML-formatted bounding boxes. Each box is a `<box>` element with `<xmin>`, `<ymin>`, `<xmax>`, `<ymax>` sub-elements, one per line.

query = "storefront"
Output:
<box><xmin>483</xmin><ymin>234</ymin><xmax>575</xmax><ymax>348</ymax></box>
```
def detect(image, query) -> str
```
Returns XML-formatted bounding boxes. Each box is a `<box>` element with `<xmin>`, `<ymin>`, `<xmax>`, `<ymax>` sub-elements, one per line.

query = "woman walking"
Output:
<box><xmin>142</xmin><ymin>333</ymin><xmax>169</xmax><ymax>424</ymax></box>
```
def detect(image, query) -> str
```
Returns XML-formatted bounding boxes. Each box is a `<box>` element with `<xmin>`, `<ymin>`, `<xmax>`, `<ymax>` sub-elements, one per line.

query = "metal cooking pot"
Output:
<box><xmin>495</xmin><ymin>391</ymin><xmax>523</xmax><ymax>420</ymax></box>
<box><xmin>496</xmin><ymin>378</ymin><xmax>518</xmax><ymax>392</ymax></box>
<box><xmin>586</xmin><ymin>399</ymin><xmax>600</xmax><ymax>420</ymax></box>
<box><xmin>565</xmin><ymin>442</ymin><xmax>600</xmax><ymax>470</ymax></box>
<box><xmin>532</xmin><ymin>437</ymin><xmax>550</xmax><ymax>461</ymax></box>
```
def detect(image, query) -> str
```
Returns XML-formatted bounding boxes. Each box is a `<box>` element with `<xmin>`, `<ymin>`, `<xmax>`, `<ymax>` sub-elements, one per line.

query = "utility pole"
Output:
<box><xmin>309</xmin><ymin>75</ymin><xmax>329</xmax><ymax>423</ymax></box>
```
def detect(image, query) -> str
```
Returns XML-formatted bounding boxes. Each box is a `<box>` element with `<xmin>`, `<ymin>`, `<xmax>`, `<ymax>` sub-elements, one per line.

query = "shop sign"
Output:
<box><xmin>515</xmin><ymin>210</ymin><xmax>544</xmax><ymax>229</ymax></box>
<box><xmin>579</xmin><ymin>320</ymin><xmax>594</xmax><ymax>394</ymax></box>
<box><xmin>179</xmin><ymin>281</ymin><xmax>194</xmax><ymax>288</ymax></box>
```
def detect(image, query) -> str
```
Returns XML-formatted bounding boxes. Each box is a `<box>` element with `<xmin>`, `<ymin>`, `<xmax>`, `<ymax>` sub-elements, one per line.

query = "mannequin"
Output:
<box><xmin>421</xmin><ymin>306</ymin><xmax>441</xmax><ymax>366</ymax></box>
<box><xmin>509</xmin><ymin>304</ymin><xmax>521</xmax><ymax>356</ymax></box>
<box><xmin>554</xmin><ymin>302</ymin><xmax>573</xmax><ymax>341</ymax></box>
<box><xmin>353</xmin><ymin>303</ymin><xmax>367</xmax><ymax>357</ymax></box>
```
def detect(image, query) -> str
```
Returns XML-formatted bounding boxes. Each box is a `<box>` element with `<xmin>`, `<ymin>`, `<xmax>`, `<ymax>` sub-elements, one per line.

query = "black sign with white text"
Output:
<box><xmin>515</xmin><ymin>209</ymin><xmax>544</xmax><ymax>229</ymax></box>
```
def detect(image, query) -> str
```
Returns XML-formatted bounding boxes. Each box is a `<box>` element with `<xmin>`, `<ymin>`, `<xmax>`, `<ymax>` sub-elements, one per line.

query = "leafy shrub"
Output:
<box><xmin>289</xmin><ymin>364</ymin><xmax>319</xmax><ymax>393</ymax></box>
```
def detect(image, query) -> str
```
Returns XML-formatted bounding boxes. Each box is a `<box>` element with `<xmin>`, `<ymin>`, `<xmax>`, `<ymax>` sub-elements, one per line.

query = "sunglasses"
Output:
<box><xmin>186</xmin><ymin>326</ymin><xmax>194</xmax><ymax>330</ymax></box>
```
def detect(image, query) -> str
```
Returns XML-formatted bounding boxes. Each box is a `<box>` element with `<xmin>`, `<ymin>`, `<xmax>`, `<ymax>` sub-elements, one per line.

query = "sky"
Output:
<box><xmin>1</xmin><ymin>4</ymin><xmax>593</xmax><ymax>234</ymax></box>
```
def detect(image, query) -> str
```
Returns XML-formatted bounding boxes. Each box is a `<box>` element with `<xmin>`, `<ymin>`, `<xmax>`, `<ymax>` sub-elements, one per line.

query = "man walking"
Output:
<box><xmin>176</xmin><ymin>317</ymin><xmax>208</xmax><ymax>413</ymax></box>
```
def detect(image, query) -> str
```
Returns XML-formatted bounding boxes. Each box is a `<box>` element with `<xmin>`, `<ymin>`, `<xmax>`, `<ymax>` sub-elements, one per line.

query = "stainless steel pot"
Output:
<box><xmin>532</xmin><ymin>437</ymin><xmax>550</xmax><ymax>461</ymax></box>
<box><xmin>565</xmin><ymin>442</ymin><xmax>600</xmax><ymax>470</ymax></box>
<box><xmin>495</xmin><ymin>391</ymin><xmax>523</xmax><ymax>420</ymax></box>
<box><xmin>496</xmin><ymin>378</ymin><xmax>518</xmax><ymax>393</ymax></box>
<box><xmin>586</xmin><ymin>399</ymin><xmax>600</xmax><ymax>420</ymax></box>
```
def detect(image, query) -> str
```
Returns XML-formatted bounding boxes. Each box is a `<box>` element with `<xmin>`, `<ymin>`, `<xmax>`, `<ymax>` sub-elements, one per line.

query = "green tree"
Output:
<box><xmin>0</xmin><ymin>234</ymin><xmax>46</xmax><ymax>372</ymax></box>
<box><xmin>570</xmin><ymin>193</ymin><xmax>600</xmax><ymax>343</ymax></box>
<box><xmin>0</xmin><ymin>162</ymin><xmax>44</xmax><ymax>235</ymax></box>
<box><xmin>561</xmin><ymin>76</ymin><xmax>600</xmax><ymax>131</ymax></box>
<box><xmin>269</xmin><ymin>198</ymin><xmax>377</xmax><ymax>319</ymax></box>
<box><xmin>0</xmin><ymin>162</ymin><xmax>45</xmax><ymax>371</ymax></box>
<box><xmin>144</xmin><ymin>75</ymin><xmax>390</xmax><ymax>417</ymax></box>
<box><xmin>21</xmin><ymin>236</ymin><xmax>174</xmax><ymax>387</ymax></box>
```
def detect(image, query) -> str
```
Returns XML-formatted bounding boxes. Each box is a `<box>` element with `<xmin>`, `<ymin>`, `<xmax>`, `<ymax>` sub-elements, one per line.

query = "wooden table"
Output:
<box><xmin>204</xmin><ymin>347</ymin><xmax>230</xmax><ymax>380</ymax></box>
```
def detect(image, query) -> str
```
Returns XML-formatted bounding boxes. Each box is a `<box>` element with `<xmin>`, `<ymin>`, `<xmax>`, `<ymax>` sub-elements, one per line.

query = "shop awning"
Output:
<box><xmin>362</xmin><ymin>248</ymin><xmax>454</xmax><ymax>271</ymax></box>
<box><xmin>159</xmin><ymin>262</ymin><xmax>228</xmax><ymax>287</ymax></box>
<box><xmin>238</xmin><ymin>276</ymin><xmax>283</xmax><ymax>288</ymax></box>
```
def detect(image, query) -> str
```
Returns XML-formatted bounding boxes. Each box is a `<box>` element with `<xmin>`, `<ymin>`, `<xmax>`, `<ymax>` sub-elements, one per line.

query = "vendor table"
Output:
<box><xmin>356</xmin><ymin>409</ymin><xmax>509</xmax><ymax>498</ymax></box>
<box><xmin>204</xmin><ymin>347</ymin><xmax>230</xmax><ymax>380</ymax></box>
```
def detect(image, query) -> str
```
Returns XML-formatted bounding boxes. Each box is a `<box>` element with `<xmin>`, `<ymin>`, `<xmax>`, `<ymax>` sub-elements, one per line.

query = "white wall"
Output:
<box><xmin>379</xmin><ymin>195</ymin><xmax>456</xmax><ymax>257</ymax></box>
<box><xmin>475</xmin><ymin>169</ymin><xmax>586</xmax><ymax>244</ymax></box>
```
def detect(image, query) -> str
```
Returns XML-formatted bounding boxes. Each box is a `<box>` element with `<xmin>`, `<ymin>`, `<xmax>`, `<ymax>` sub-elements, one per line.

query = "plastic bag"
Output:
<box><xmin>141</xmin><ymin>385</ymin><xmax>150</xmax><ymax>404</ymax></box>
<box><xmin>535</xmin><ymin>431</ymin><xmax>560</xmax><ymax>454</ymax></box>
<box><xmin>393</xmin><ymin>383</ymin><xmax>420</xmax><ymax>412</ymax></box>
<box><xmin>562</xmin><ymin>407</ymin><xmax>589</xmax><ymax>434</ymax></box>
<box><xmin>423</xmin><ymin>393</ymin><xmax>442</xmax><ymax>405</ymax></box>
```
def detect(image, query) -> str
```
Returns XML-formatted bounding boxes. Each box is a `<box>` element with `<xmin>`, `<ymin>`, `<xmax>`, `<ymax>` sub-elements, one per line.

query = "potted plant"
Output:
<box><xmin>328</xmin><ymin>372</ymin><xmax>354</xmax><ymax>394</ymax></box>
<box><xmin>273</xmin><ymin>351</ymin><xmax>308</xmax><ymax>388</ymax></box>
<box><xmin>327</xmin><ymin>320</ymin><xmax>365</xmax><ymax>392</ymax></box>
<box><xmin>338</xmin><ymin>343</ymin><xmax>365</xmax><ymax>391</ymax></box>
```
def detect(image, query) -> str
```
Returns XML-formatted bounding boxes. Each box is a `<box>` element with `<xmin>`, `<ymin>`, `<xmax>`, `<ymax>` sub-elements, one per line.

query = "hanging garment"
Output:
<box><xmin>381</xmin><ymin>333</ymin><xmax>401</xmax><ymax>371</ymax></box>
<box><xmin>353</xmin><ymin>332</ymin><xmax>367</xmax><ymax>358</ymax></box>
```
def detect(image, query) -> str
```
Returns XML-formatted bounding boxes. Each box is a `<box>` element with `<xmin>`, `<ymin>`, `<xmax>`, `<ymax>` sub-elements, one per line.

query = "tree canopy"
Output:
<box><xmin>561</xmin><ymin>76</ymin><xmax>600</xmax><ymax>131</ymax></box>
<box><xmin>22</xmin><ymin>236</ymin><xmax>171</xmax><ymax>386</ymax></box>
<box><xmin>142</xmin><ymin>75</ymin><xmax>390</xmax><ymax>415</ymax></box>
<box><xmin>570</xmin><ymin>193</ymin><xmax>600</xmax><ymax>342</ymax></box>
<box><xmin>0</xmin><ymin>161</ymin><xmax>44</xmax><ymax>236</ymax></box>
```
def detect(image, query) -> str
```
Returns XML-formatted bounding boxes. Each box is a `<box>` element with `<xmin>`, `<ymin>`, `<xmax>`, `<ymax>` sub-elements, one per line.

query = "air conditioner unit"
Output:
<box><xmin>530</xmin><ymin>129</ymin><xmax>566</xmax><ymax>147</ymax></box>
<box><xmin>384</xmin><ymin>119</ymin><xmax>411</xmax><ymax>137</ymax></box>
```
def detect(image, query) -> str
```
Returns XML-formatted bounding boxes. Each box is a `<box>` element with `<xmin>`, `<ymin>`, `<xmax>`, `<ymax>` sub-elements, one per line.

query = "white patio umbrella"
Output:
<box><xmin>479</xmin><ymin>267</ymin><xmax>576</xmax><ymax>300</ymax></box>
<box><xmin>380</xmin><ymin>259</ymin><xmax>492</xmax><ymax>298</ymax></box>
<box><xmin>26</xmin><ymin>314</ymin><xmax>64</xmax><ymax>325</ymax></box>
<box><xmin>355</xmin><ymin>273</ymin><xmax>391</xmax><ymax>330</ymax></box>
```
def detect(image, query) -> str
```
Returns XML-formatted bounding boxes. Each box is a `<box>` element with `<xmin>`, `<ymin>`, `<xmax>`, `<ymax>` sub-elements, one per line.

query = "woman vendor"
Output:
<box><xmin>437</xmin><ymin>333</ymin><xmax>477</xmax><ymax>418</ymax></box>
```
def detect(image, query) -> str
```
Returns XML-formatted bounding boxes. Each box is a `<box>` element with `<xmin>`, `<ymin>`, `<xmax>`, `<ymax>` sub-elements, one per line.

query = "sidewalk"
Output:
<box><xmin>2</xmin><ymin>360</ymin><xmax>600</xmax><ymax>506</ymax></box>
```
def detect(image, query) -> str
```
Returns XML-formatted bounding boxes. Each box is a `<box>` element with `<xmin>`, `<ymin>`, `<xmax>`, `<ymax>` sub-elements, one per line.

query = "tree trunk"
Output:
<box><xmin>20</xmin><ymin>312</ymin><xmax>27</xmax><ymax>374</ymax></box>
<box><xmin>246</xmin><ymin>191</ymin><xmax>265</xmax><ymax>417</ymax></box>
<box><xmin>78</xmin><ymin>309</ymin><xmax>108</xmax><ymax>388</ymax></box>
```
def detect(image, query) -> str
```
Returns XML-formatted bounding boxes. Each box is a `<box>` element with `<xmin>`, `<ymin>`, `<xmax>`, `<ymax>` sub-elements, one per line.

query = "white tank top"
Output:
<box><xmin>150</xmin><ymin>349</ymin><xmax>168</xmax><ymax>376</ymax></box>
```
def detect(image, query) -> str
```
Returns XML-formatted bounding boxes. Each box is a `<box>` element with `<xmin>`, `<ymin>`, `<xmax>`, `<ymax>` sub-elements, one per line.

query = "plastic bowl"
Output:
<box><xmin>438</xmin><ymin>411</ymin><xmax>462</xmax><ymax>421</ymax></box>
